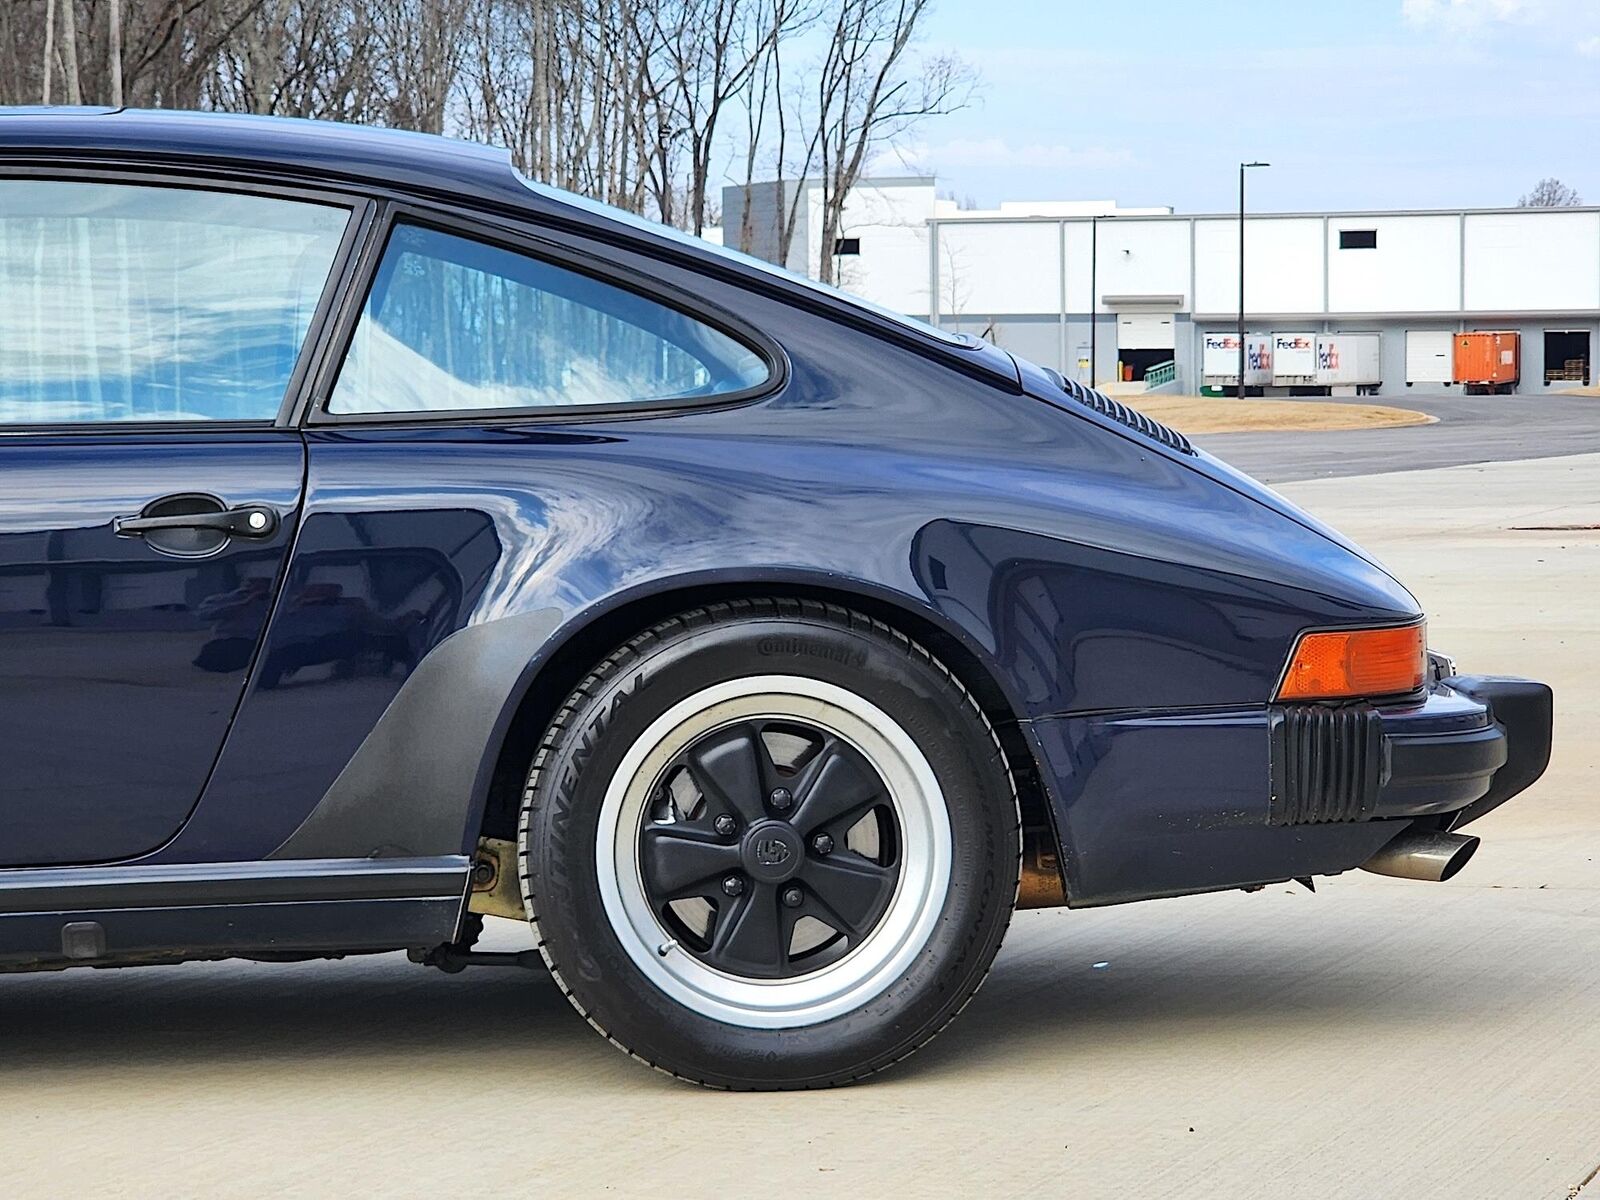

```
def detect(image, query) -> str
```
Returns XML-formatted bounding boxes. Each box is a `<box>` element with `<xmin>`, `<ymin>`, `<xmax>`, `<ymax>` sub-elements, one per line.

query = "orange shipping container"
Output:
<box><xmin>1453</xmin><ymin>331</ymin><xmax>1520</xmax><ymax>390</ymax></box>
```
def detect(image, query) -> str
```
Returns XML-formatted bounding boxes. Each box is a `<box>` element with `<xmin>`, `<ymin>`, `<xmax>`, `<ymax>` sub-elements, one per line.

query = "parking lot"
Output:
<box><xmin>2</xmin><ymin>400</ymin><xmax>1596</xmax><ymax>1199</ymax></box>
<box><xmin>1208</xmin><ymin>389</ymin><xmax>1600</xmax><ymax>482</ymax></box>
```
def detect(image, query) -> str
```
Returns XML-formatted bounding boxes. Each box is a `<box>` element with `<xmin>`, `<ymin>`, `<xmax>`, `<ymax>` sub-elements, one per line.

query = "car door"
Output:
<box><xmin>0</xmin><ymin>172</ymin><xmax>363</xmax><ymax>866</ymax></box>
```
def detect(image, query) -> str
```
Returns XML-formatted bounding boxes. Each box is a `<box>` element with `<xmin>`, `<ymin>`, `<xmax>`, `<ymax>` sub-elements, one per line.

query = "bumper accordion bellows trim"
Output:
<box><xmin>1269</xmin><ymin>704</ymin><xmax>1385</xmax><ymax>824</ymax></box>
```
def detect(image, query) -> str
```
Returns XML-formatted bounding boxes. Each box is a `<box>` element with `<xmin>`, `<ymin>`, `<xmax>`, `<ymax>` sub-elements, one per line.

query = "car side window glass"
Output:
<box><xmin>0</xmin><ymin>180</ymin><xmax>348</xmax><ymax>423</ymax></box>
<box><xmin>326</xmin><ymin>223</ymin><xmax>770</xmax><ymax>415</ymax></box>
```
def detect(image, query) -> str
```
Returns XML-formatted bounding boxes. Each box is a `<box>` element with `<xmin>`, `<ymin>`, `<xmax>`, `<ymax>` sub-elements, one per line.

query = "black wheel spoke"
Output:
<box><xmin>779</xmin><ymin>890</ymin><xmax>852</xmax><ymax>961</ymax></box>
<box><xmin>685</xmin><ymin>724</ymin><xmax>774</xmax><ymax>826</ymax></box>
<box><xmin>708</xmin><ymin>881</ymin><xmax>786</xmax><ymax>975</ymax></box>
<box><xmin>640</xmin><ymin>826</ymin><xmax>741</xmax><ymax>900</ymax></box>
<box><xmin>639</xmin><ymin>712</ymin><xmax>903</xmax><ymax>981</ymax></box>
<box><xmin>798</xmin><ymin>851</ymin><xmax>896</xmax><ymax>939</ymax></box>
<box><xmin>787</xmin><ymin>739</ymin><xmax>884</xmax><ymax>836</ymax></box>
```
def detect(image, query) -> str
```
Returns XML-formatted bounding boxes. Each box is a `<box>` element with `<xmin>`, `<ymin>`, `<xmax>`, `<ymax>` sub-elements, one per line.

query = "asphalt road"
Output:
<box><xmin>1203</xmin><ymin>390</ymin><xmax>1600</xmax><ymax>482</ymax></box>
<box><xmin>2</xmin><ymin>449</ymin><xmax>1597</xmax><ymax>1199</ymax></box>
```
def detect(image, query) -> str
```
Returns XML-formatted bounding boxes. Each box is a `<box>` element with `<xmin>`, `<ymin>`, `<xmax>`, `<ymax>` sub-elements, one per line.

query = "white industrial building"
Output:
<box><xmin>723</xmin><ymin>176</ymin><xmax>1600</xmax><ymax>396</ymax></box>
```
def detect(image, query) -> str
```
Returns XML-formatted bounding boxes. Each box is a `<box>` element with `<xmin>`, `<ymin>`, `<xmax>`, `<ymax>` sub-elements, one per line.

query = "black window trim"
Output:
<box><xmin>302</xmin><ymin>201</ymin><xmax>788</xmax><ymax>429</ymax></box>
<box><xmin>1338</xmin><ymin>228</ymin><xmax>1379</xmax><ymax>250</ymax></box>
<box><xmin>0</xmin><ymin>161</ymin><xmax>376</xmax><ymax>437</ymax></box>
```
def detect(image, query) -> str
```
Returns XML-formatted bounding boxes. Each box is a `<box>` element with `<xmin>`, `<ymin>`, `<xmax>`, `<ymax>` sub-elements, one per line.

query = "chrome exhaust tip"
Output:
<box><xmin>1359</xmin><ymin>829</ymin><xmax>1481</xmax><ymax>882</ymax></box>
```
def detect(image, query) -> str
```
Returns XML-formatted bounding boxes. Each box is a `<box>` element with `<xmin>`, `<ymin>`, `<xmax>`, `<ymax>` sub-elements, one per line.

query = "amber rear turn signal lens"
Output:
<box><xmin>1277</xmin><ymin>623</ymin><xmax>1426</xmax><ymax>701</ymax></box>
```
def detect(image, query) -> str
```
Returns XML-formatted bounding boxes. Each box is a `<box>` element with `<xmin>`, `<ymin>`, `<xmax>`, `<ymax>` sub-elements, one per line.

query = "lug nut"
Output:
<box><xmin>811</xmin><ymin>833</ymin><xmax>834</xmax><ymax>856</ymax></box>
<box><xmin>769</xmin><ymin>787</ymin><xmax>794</xmax><ymax>812</ymax></box>
<box><xmin>721</xmin><ymin>875</ymin><xmax>745</xmax><ymax>897</ymax></box>
<box><xmin>781</xmin><ymin>886</ymin><xmax>803</xmax><ymax>908</ymax></box>
<box><xmin>714</xmin><ymin>815</ymin><xmax>737</xmax><ymax>836</ymax></box>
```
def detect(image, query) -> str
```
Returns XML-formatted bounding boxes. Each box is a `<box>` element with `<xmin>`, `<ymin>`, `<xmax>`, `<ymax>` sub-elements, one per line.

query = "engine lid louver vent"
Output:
<box><xmin>1046</xmin><ymin>371</ymin><xmax>1195</xmax><ymax>455</ymax></box>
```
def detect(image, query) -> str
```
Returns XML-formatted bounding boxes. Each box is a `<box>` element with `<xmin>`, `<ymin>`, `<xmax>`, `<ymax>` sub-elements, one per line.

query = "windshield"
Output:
<box><xmin>518</xmin><ymin>174</ymin><xmax>972</xmax><ymax>349</ymax></box>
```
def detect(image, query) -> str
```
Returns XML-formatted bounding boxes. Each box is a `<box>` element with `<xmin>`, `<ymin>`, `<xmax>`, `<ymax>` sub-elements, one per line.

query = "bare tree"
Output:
<box><xmin>6</xmin><ymin>0</ymin><xmax>329</xmax><ymax>110</ymax></box>
<box><xmin>805</xmin><ymin>0</ymin><xmax>973</xmax><ymax>282</ymax></box>
<box><xmin>107</xmin><ymin>0</ymin><xmax>123</xmax><ymax>106</ymax></box>
<box><xmin>206</xmin><ymin>0</ymin><xmax>367</xmax><ymax>118</ymax></box>
<box><xmin>763</xmin><ymin>15</ymin><xmax>810</xmax><ymax>265</ymax></box>
<box><xmin>461</xmin><ymin>0</ymin><xmax>646</xmax><ymax>203</ymax></box>
<box><xmin>645</xmin><ymin>0</ymin><xmax>811</xmax><ymax>236</ymax></box>
<box><xmin>368</xmin><ymin>0</ymin><xmax>471</xmax><ymax>133</ymax></box>
<box><xmin>214</xmin><ymin>0</ymin><xmax>291</xmax><ymax>113</ymax></box>
<box><xmin>59</xmin><ymin>0</ymin><xmax>83</xmax><ymax>105</ymax></box>
<box><xmin>1520</xmin><ymin>178</ymin><xmax>1584</xmax><ymax>207</ymax></box>
<box><xmin>0</xmin><ymin>0</ymin><xmax>975</xmax><ymax>254</ymax></box>
<box><xmin>940</xmin><ymin>239</ymin><xmax>967</xmax><ymax>322</ymax></box>
<box><xmin>731</xmin><ymin>12</ymin><xmax>775</xmax><ymax>253</ymax></box>
<box><xmin>40</xmin><ymin>0</ymin><xmax>58</xmax><ymax>104</ymax></box>
<box><xmin>119</xmin><ymin>1</ymin><xmax>233</xmax><ymax>108</ymax></box>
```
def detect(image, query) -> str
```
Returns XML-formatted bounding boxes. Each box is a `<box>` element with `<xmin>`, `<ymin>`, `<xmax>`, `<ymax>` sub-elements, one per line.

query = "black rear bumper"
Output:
<box><xmin>1441</xmin><ymin>677</ymin><xmax>1554</xmax><ymax>829</ymax></box>
<box><xmin>1269</xmin><ymin>675</ymin><xmax>1552</xmax><ymax>827</ymax></box>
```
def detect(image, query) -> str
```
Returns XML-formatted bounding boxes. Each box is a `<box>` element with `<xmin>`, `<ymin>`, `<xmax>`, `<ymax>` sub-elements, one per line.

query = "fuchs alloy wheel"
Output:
<box><xmin>519</xmin><ymin>600</ymin><xmax>1021</xmax><ymax>1090</ymax></box>
<box><xmin>604</xmin><ymin>677</ymin><xmax>948</xmax><ymax>1025</ymax></box>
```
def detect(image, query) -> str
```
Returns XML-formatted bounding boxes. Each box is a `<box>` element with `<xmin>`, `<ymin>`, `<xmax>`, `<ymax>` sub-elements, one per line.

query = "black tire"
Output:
<box><xmin>518</xmin><ymin>598</ymin><xmax>1020</xmax><ymax>1090</ymax></box>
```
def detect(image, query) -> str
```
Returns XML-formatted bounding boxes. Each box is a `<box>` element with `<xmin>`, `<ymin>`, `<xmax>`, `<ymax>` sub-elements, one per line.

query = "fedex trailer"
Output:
<box><xmin>1202</xmin><ymin>332</ymin><xmax>1272</xmax><ymax>390</ymax></box>
<box><xmin>1315</xmin><ymin>333</ymin><xmax>1383</xmax><ymax>394</ymax></box>
<box><xmin>1271</xmin><ymin>333</ymin><xmax>1318</xmax><ymax>388</ymax></box>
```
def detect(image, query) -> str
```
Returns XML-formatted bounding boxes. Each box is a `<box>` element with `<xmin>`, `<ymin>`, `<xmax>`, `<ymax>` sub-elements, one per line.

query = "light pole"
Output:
<box><xmin>1238</xmin><ymin>161</ymin><xmax>1269</xmax><ymax>399</ymax></box>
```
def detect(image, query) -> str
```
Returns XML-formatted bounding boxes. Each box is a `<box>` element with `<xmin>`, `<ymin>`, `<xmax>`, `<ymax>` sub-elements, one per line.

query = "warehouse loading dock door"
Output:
<box><xmin>1405</xmin><ymin>330</ymin><xmax>1453</xmax><ymax>386</ymax></box>
<box><xmin>1544</xmin><ymin>330</ymin><xmax>1590</xmax><ymax>386</ymax></box>
<box><xmin>1117</xmin><ymin>312</ymin><xmax>1174</xmax><ymax>382</ymax></box>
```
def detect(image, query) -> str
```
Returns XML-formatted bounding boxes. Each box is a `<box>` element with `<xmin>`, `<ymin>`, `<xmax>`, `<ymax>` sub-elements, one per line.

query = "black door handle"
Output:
<box><xmin>115</xmin><ymin>504</ymin><xmax>279</xmax><ymax>540</ymax></box>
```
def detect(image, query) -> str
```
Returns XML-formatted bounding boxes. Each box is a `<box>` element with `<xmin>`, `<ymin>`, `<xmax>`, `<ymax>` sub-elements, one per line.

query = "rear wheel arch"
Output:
<box><xmin>474</xmin><ymin>580</ymin><xmax>1059</xmax><ymax>869</ymax></box>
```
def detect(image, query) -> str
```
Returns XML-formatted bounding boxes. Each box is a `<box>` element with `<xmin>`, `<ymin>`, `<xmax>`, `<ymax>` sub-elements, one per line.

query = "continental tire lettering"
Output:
<box><xmin>601</xmin><ymin>667</ymin><xmax>646</xmax><ymax>718</ymax></box>
<box><xmin>755</xmin><ymin>635</ymin><xmax>867</xmax><ymax>669</ymax></box>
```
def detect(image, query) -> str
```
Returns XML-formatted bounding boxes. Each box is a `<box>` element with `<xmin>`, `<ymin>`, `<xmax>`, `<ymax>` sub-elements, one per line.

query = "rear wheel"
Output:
<box><xmin>518</xmin><ymin>599</ymin><xmax>1020</xmax><ymax>1089</ymax></box>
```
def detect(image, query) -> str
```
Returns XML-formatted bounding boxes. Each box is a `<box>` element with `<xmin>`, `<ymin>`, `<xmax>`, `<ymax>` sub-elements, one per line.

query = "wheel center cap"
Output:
<box><xmin>741</xmin><ymin>821</ymin><xmax>803</xmax><ymax>883</ymax></box>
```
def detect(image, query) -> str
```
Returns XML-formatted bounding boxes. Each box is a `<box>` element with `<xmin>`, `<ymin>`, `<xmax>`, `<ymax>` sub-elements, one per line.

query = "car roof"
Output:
<box><xmin>0</xmin><ymin>107</ymin><xmax>538</xmax><ymax>209</ymax></box>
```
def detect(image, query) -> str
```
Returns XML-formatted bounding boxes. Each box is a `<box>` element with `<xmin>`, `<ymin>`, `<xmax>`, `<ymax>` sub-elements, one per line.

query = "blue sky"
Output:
<box><xmin>898</xmin><ymin>0</ymin><xmax>1600</xmax><ymax>213</ymax></box>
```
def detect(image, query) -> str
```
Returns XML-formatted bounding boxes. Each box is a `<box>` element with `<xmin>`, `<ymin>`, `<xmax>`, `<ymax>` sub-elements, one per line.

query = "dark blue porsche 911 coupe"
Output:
<box><xmin>0</xmin><ymin>108</ymin><xmax>1551</xmax><ymax>1089</ymax></box>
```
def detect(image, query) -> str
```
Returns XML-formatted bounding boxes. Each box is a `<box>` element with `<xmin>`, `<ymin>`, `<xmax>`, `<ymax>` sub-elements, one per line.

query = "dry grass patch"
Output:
<box><xmin>1128</xmin><ymin>395</ymin><xmax>1435</xmax><ymax>435</ymax></box>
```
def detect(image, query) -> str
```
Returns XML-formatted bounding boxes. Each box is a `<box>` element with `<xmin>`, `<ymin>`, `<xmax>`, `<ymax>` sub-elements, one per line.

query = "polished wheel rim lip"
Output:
<box><xmin>597</xmin><ymin>675</ymin><xmax>953</xmax><ymax>1030</ymax></box>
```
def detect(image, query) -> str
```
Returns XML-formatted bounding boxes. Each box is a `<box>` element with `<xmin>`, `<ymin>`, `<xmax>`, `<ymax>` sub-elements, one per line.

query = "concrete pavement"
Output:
<box><xmin>1</xmin><ymin>452</ymin><xmax>1596</xmax><ymax>1199</ymax></box>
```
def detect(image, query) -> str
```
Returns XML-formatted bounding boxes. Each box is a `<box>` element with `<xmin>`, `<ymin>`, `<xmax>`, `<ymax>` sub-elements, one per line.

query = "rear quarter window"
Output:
<box><xmin>326</xmin><ymin>224</ymin><xmax>770</xmax><ymax>416</ymax></box>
